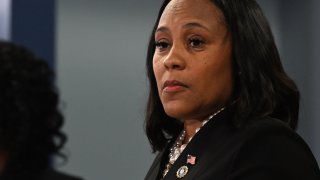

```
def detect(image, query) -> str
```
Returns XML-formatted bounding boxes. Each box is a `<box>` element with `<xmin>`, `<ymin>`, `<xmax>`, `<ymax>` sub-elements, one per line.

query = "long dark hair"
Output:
<box><xmin>0</xmin><ymin>41</ymin><xmax>66</xmax><ymax>179</ymax></box>
<box><xmin>145</xmin><ymin>0</ymin><xmax>299</xmax><ymax>152</ymax></box>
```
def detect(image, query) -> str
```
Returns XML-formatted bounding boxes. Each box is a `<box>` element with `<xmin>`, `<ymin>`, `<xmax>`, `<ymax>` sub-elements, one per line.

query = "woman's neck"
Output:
<box><xmin>183</xmin><ymin>119</ymin><xmax>203</xmax><ymax>144</ymax></box>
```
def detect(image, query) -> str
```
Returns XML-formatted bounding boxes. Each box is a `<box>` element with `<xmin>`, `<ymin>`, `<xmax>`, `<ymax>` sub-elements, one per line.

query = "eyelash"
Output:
<box><xmin>155</xmin><ymin>37</ymin><xmax>205</xmax><ymax>52</ymax></box>
<box><xmin>155</xmin><ymin>40</ymin><xmax>170</xmax><ymax>51</ymax></box>
<box><xmin>188</xmin><ymin>37</ymin><xmax>205</xmax><ymax>48</ymax></box>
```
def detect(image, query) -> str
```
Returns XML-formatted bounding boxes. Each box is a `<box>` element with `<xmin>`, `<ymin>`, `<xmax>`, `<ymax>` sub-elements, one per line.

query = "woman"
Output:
<box><xmin>0</xmin><ymin>41</ymin><xmax>82</xmax><ymax>180</ymax></box>
<box><xmin>144</xmin><ymin>0</ymin><xmax>320</xmax><ymax>179</ymax></box>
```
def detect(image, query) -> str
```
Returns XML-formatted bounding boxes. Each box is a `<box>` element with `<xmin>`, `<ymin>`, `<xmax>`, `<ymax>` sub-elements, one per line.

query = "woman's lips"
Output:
<box><xmin>163</xmin><ymin>80</ymin><xmax>188</xmax><ymax>92</ymax></box>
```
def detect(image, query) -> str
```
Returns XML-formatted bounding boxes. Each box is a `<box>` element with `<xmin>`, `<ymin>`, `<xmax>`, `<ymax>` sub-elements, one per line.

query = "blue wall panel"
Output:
<box><xmin>11</xmin><ymin>0</ymin><xmax>55</xmax><ymax>68</ymax></box>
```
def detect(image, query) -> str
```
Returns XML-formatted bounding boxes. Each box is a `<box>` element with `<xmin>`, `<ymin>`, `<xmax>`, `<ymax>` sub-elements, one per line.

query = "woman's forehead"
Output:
<box><xmin>164</xmin><ymin>0</ymin><xmax>211</xmax><ymax>15</ymax></box>
<box><xmin>159</xmin><ymin>0</ymin><xmax>225</xmax><ymax>28</ymax></box>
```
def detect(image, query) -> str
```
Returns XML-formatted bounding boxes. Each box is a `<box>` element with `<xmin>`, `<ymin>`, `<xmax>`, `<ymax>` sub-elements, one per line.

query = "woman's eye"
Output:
<box><xmin>155</xmin><ymin>41</ymin><xmax>170</xmax><ymax>51</ymax></box>
<box><xmin>189</xmin><ymin>38</ymin><xmax>205</xmax><ymax>48</ymax></box>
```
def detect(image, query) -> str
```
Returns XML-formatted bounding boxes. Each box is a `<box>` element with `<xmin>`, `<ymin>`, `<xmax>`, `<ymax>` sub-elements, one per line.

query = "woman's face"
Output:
<box><xmin>153</xmin><ymin>0</ymin><xmax>233</xmax><ymax>121</ymax></box>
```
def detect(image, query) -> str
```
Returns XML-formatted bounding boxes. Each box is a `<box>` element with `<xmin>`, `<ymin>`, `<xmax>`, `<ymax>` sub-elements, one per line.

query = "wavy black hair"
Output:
<box><xmin>0</xmin><ymin>41</ymin><xmax>66</xmax><ymax>179</ymax></box>
<box><xmin>145</xmin><ymin>0</ymin><xmax>299</xmax><ymax>152</ymax></box>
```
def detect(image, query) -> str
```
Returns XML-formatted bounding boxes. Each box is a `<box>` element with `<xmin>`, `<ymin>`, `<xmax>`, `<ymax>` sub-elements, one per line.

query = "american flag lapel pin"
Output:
<box><xmin>187</xmin><ymin>154</ymin><xmax>196</xmax><ymax>165</ymax></box>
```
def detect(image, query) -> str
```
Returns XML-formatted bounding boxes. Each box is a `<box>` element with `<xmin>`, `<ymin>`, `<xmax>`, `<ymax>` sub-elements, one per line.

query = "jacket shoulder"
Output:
<box><xmin>228</xmin><ymin>117</ymin><xmax>320</xmax><ymax>179</ymax></box>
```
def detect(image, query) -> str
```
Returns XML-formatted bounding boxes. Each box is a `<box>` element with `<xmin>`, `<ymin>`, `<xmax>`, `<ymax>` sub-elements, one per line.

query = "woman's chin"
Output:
<box><xmin>163</xmin><ymin>106</ymin><xmax>191</xmax><ymax>120</ymax></box>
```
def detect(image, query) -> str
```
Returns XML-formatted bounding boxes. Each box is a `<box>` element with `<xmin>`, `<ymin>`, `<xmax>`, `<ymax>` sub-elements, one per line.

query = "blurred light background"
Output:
<box><xmin>0</xmin><ymin>0</ymin><xmax>319</xmax><ymax>179</ymax></box>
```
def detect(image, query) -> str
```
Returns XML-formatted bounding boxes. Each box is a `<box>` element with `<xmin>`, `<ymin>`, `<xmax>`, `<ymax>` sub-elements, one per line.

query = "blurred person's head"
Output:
<box><xmin>0</xmin><ymin>41</ymin><xmax>66</xmax><ymax>179</ymax></box>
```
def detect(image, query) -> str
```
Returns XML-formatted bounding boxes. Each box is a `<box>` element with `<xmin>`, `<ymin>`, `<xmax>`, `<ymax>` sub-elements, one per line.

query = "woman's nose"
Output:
<box><xmin>163</xmin><ymin>45</ymin><xmax>186</xmax><ymax>70</ymax></box>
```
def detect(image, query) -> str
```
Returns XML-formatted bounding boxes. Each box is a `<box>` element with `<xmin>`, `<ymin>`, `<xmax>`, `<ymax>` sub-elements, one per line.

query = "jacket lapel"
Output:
<box><xmin>163</xmin><ymin>109</ymin><xmax>229</xmax><ymax>180</ymax></box>
<box><xmin>145</xmin><ymin>142</ymin><xmax>171</xmax><ymax>180</ymax></box>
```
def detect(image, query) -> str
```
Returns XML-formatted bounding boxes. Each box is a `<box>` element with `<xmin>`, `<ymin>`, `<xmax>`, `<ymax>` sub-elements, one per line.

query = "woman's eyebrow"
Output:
<box><xmin>155</xmin><ymin>26</ymin><xmax>169</xmax><ymax>33</ymax></box>
<box><xmin>156</xmin><ymin>22</ymin><xmax>210</xmax><ymax>34</ymax></box>
<box><xmin>182</xmin><ymin>22</ymin><xmax>210</xmax><ymax>32</ymax></box>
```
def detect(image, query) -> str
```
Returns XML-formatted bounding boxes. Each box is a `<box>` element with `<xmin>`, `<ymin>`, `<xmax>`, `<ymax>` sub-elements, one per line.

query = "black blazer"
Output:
<box><xmin>145</xmin><ymin>111</ymin><xmax>320</xmax><ymax>180</ymax></box>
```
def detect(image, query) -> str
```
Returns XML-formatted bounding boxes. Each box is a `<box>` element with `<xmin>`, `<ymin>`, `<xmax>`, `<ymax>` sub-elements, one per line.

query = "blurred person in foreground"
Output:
<box><xmin>0</xmin><ymin>41</ymin><xmax>83</xmax><ymax>180</ymax></box>
<box><xmin>144</xmin><ymin>0</ymin><xmax>320</xmax><ymax>179</ymax></box>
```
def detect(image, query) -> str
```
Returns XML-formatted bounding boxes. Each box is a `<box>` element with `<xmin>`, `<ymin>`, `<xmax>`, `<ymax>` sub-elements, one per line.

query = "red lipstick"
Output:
<box><xmin>163</xmin><ymin>80</ymin><xmax>187</xmax><ymax>92</ymax></box>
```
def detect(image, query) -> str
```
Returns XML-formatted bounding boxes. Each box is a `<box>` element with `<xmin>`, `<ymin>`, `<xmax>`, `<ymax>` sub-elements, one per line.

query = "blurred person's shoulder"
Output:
<box><xmin>41</xmin><ymin>169</ymin><xmax>83</xmax><ymax>180</ymax></box>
